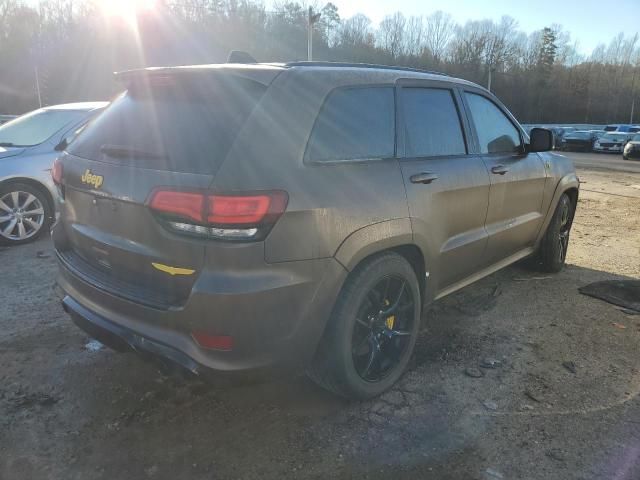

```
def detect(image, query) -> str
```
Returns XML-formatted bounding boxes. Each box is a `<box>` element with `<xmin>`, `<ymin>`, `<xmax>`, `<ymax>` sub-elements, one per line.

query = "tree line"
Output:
<box><xmin>1</xmin><ymin>0</ymin><xmax>639</xmax><ymax>125</ymax></box>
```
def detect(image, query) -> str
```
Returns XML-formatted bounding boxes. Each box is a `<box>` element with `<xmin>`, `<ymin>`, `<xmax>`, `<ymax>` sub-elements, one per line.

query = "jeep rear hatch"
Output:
<box><xmin>57</xmin><ymin>68</ymin><xmax>275</xmax><ymax>308</ymax></box>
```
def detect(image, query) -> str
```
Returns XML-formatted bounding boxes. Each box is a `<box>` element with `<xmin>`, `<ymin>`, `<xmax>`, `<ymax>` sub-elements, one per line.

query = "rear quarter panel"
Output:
<box><xmin>212</xmin><ymin>68</ymin><xmax>411</xmax><ymax>264</ymax></box>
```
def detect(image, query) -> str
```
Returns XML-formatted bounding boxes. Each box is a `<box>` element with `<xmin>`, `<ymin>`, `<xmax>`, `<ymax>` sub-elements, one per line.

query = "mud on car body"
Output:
<box><xmin>53</xmin><ymin>62</ymin><xmax>578</xmax><ymax>399</ymax></box>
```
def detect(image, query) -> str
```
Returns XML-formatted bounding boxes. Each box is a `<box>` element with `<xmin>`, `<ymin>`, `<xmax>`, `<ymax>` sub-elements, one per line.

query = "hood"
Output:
<box><xmin>0</xmin><ymin>146</ymin><xmax>26</xmax><ymax>159</ymax></box>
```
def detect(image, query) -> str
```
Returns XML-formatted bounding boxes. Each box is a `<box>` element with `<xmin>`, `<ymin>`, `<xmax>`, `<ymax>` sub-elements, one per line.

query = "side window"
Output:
<box><xmin>401</xmin><ymin>87</ymin><xmax>466</xmax><ymax>157</ymax></box>
<box><xmin>465</xmin><ymin>92</ymin><xmax>522</xmax><ymax>154</ymax></box>
<box><xmin>305</xmin><ymin>87</ymin><xmax>395</xmax><ymax>162</ymax></box>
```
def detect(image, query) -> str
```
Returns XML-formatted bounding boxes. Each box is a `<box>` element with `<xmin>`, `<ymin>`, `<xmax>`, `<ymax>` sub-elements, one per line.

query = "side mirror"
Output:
<box><xmin>528</xmin><ymin>127</ymin><xmax>553</xmax><ymax>152</ymax></box>
<box><xmin>54</xmin><ymin>137</ymin><xmax>68</xmax><ymax>152</ymax></box>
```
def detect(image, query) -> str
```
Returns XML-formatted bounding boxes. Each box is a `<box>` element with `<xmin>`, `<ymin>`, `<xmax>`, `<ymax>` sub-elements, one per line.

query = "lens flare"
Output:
<box><xmin>98</xmin><ymin>0</ymin><xmax>155</xmax><ymax>28</ymax></box>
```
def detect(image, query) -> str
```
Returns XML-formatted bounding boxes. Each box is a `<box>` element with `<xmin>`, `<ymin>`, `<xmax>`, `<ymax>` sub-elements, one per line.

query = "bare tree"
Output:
<box><xmin>339</xmin><ymin>13</ymin><xmax>373</xmax><ymax>48</ymax></box>
<box><xmin>2</xmin><ymin>0</ymin><xmax>640</xmax><ymax>124</ymax></box>
<box><xmin>378</xmin><ymin>12</ymin><xmax>405</xmax><ymax>58</ymax></box>
<box><xmin>403</xmin><ymin>16</ymin><xmax>424</xmax><ymax>57</ymax></box>
<box><xmin>424</xmin><ymin>11</ymin><xmax>453</xmax><ymax>62</ymax></box>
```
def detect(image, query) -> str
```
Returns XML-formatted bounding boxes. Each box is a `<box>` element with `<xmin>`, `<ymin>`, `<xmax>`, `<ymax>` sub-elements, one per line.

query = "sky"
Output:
<box><xmin>326</xmin><ymin>0</ymin><xmax>640</xmax><ymax>55</ymax></box>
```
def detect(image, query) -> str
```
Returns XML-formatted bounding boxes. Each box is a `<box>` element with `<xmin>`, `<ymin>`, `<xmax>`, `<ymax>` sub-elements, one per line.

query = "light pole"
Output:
<box><xmin>630</xmin><ymin>66</ymin><xmax>637</xmax><ymax>124</ymax></box>
<box><xmin>35</xmin><ymin>66</ymin><xmax>42</xmax><ymax>108</ymax></box>
<box><xmin>487</xmin><ymin>65</ymin><xmax>496</xmax><ymax>92</ymax></box>
<box><xmin>307</xmin><ymin>7</ymin><xmax>321</xmax><ymax>61</ymax></box>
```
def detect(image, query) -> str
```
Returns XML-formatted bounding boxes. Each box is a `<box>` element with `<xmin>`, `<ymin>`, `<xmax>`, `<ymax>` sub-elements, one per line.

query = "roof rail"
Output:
<box><xmin>284</xmin><ymin>61</ymin><xmax>448</xmax><ymax>76</ymax></box>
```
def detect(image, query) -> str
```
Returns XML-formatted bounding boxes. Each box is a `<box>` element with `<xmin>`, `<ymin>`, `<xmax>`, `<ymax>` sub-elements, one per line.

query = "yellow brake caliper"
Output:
<box><xmin>384</xmin><ymin>299</ymin><xmax>395</xmax><ymax>330</ymax></box>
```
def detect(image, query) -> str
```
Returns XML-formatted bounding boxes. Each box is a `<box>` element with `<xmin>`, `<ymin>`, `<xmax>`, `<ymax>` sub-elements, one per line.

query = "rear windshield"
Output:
<box><xmin>68</xmin><ymin>74</ymin><xmax>266</xmax><ymax>174</ymax></box>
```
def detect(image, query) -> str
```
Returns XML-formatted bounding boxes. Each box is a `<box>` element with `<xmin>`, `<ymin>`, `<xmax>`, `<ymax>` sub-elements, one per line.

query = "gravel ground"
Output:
<box><xmin>1</xmin><ymin>164</ymin><xmax>639</xmax><ymax>480</ymax></box>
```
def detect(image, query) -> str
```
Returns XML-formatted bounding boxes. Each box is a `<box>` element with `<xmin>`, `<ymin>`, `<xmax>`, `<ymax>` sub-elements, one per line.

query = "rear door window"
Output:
<box><xmin>465</xmin><ymin>92</ymin><xmax>522</xmax><ymax>154</ymax></box>
<box><xmin>305</xmin><ymin>87</ymin><xmax>395</xmax><ymax>162</ymax></box>
<box><xmin>68</xmin><ymin>75</ymin><xmax>266</xmax><ymax>174</ymax></box>
<box><xmin>401</xmin><ymin>87</ymin><xmax>467</xmax><ymax>157</ymax></box>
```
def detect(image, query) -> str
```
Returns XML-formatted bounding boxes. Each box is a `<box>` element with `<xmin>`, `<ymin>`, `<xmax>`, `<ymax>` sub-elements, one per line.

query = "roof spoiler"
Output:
<box><xmin>227</xmin><ymin>50</ymin><xmax>257</xmax><ymax>64</ymax></box>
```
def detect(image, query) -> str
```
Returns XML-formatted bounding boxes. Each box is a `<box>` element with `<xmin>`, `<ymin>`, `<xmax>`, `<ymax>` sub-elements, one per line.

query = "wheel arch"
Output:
<box><xmin>0</xmin><ymin>177</ymin><xmax>55</xmax><ymax>220</ymax></box>
<box><xmin>535</xmin><ymin>172</ymin><xmax>580</xmax><ymax>246</ymax></box>
<box><xmin>564</xmin><ymin>186</ymin><xmax>579</xmax><ymax>212</ymax></box>
<box><xmin>333</xmin><ymin>218</ymin><xmax>430</xmax><ymax>303</ymax></box>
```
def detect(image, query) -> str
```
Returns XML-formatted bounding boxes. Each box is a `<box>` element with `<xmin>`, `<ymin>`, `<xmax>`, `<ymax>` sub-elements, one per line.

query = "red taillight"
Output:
<box><xmin>207</xmin><ymin>194</ymin><xmax>280</xmax><ymax>224</ymax></box>
<box><xmin>149</xmin><ymin>190</ymin><xmax>204</xmax><ymax>223</ymax></box>
<box><xmin>148</xmin><ymin>189</ymin><xmax>288</xmax><ymax>240</ymax></box>
<box><xmin>51</xmin><ymin>158</ymin><xmax>63</xmax><ymax>185</ymax></box>
<box><xmin>191</xmin><ymin>331</ymin><xmax>234</xmax><ymax>351</ymax></box>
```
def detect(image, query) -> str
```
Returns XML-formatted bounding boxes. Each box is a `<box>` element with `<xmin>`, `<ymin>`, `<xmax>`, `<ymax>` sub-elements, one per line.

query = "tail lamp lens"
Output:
<box><xmin>52</xmin><ymin>158</ymin><xmax>63</xmax><ymax>185</ymax></box>
<box><xmin>148</xmin><ymin>189</ymin><xmax>288</xmax><ymax>241</ymax></box>
<box><xmin>207</xmin><ymin>195</ymin><xmax>271</xmax><ymax>224</ymax></box>
<box><xmin>149</xmin><ymin>190</ymin><xmax>204</xmax><ymax>223</ymax></box>
<box><xmin>191</xmin><ymin>331</ymin><xmax>233</xmax><ymax>351</ymax></box>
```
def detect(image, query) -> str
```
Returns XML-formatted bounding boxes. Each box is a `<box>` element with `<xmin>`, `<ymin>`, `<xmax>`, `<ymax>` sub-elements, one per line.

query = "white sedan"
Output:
<box><xmin>592</xmin><ymin>132</ymin><xmax>633</xmax><ymax>153</ymax></box>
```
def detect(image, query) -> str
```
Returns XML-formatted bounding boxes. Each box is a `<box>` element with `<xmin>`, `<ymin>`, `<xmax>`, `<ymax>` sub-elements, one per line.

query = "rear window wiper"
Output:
<box><xmin>100</xmin><ymin>144</ymin><xmax>168</xmax><ymax>160</ymax></box>
<box><xmin>0</xmin><ymin>142</ymin><xmax>18</xmax><ymax>147</ymax></box>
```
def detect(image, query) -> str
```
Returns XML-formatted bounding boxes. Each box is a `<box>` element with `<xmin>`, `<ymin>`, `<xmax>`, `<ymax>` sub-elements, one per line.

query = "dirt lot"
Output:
<box><xmin>1</xmin><ymin>163</ymin><xmax>639</xmax><ymax>480</ymax></box>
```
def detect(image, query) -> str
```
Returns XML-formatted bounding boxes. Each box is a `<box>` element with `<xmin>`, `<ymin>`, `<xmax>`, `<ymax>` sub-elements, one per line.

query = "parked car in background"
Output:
<box><xmin>0</xmin><ymin>115</ymin><xmax>17</xmax><ymax>125</ymax></box>
<box><xmin>53</xmin><ymin>62</ymin><xmax>577</xmax><ymax>399</ymax></box>
<box><xmin>623</xmin><ymin>133</ymin><xmax>640</xmax><ymax>160</ymax></box>
<box><xmin>0</xmin><ymin>102</ymin><xmax>108</xmax><ymax>245</ymax></box>
<box><xmin>604</xmin><ymin>124</ymin><xmax>639</xmax><ymax>133</ymax></box>
<box><xmin>592</xmin><ymin>132</ymin><xmax>632</xmax><ymax>153</ymax></box>
<box><xmin>550</xmin><ymin>126</ymin><xmax>576</xmax><ymax>149</ymax></box>
<box><xmin>559</xmin><ymin>130</ymin><xmax>598</xmax><ymax>152</ymax></box>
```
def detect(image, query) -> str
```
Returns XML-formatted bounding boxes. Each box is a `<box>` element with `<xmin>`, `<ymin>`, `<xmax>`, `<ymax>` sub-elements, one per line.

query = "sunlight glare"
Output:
<box><xmin>98</xmin><ymin>0</ymin><xmax>156</xmax><ymax>28</ymax></box>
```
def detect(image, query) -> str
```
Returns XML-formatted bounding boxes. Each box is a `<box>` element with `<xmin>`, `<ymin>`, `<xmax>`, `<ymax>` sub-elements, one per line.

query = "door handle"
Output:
<box><xmin>491</xmin><ymin>165</ymin><xmax>509</xmax><ymax>175</ymax></box>
<box><xmin>410</xmin><ymin>172</ymin><xmax>439</xmax><ymax>184</ymax></box>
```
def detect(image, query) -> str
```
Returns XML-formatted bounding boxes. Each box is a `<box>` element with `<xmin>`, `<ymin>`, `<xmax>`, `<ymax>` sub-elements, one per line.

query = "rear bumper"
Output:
<box><xmin>56</xmin><ymin>246</ymin><xmax>347</xmax><ymax>376</ymax></box>
<box><xmin>63</xmin><ymin>295</ymin><xmax>202</xmax><ymax>375</ymax></box>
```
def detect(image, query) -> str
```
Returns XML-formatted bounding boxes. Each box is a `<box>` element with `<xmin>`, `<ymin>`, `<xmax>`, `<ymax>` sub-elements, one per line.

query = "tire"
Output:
<box><xmin>623</xmin><ymin>155</ymin><xmax>628</xmax><ymax>160</ymax></box>
<box><xmin>533</xmin><ymin>193</ymin><xmax>574</xmax><ymax>273</ymax></box>
<box><xmin>0</xmin><ymin>182</ymin><xmax>52</xmax><ymax>246</ymax></box>
<box><xmin>307</xmin><ymin>252</ymin><xmax>421</xmax><ymax>400</ymax></box>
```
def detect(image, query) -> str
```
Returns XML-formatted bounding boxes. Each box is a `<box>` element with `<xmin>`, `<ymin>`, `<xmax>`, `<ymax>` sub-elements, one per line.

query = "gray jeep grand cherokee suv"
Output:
<box><xmin>53</xmin><ymin>62</ymin><xmax>578</xmax><ymax>399</ymax></box>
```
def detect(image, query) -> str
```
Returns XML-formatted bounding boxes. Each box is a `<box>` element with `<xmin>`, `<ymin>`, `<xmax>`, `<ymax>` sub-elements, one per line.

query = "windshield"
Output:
<box><xmin>0</xmin><ymin>109</ymin><xmax>86</xmax><ymax>147</ymax></box>
<box><xmin>632</xmin><ymin>134</ymin><xmax>640</xmax><ymax>141</ymax></box>
<box><xmin>566</xmin><ymin>132</ymin><xmax>590</xmax><ymax>139</ymax></box>
<box><xmin>601</xmin><ymin>133</ymin><xmax>626</xmax><ymax>141</ymax></box>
